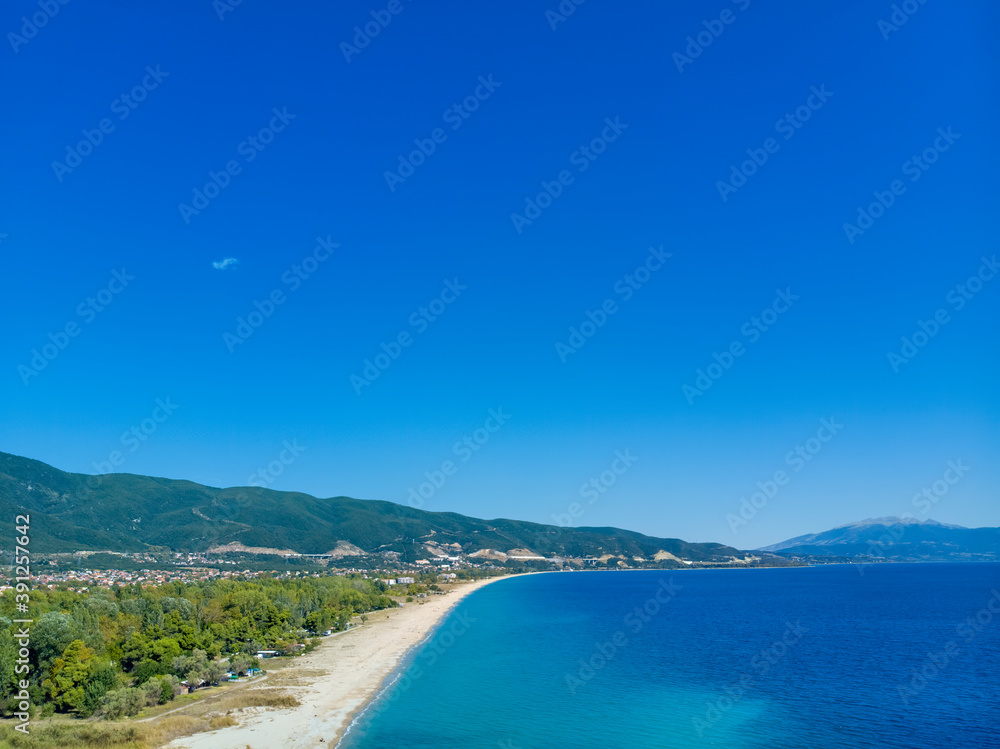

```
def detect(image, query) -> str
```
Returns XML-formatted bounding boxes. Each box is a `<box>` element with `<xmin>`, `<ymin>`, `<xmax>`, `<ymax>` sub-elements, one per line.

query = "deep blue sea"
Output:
<box><xmin>338</xmin><ymin>564</ymin><xmax>1000</xmax><ymax>748</ymax></box>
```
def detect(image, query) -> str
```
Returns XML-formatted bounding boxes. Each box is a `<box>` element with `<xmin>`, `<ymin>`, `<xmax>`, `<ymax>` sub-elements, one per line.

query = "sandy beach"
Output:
<box><xmin>167</xmin><ymin>575</ymin><xmax>505</xmax><ymax>749</ymax></box>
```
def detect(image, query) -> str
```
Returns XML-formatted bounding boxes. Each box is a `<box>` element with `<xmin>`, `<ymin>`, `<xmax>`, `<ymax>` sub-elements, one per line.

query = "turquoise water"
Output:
<box><xmin>338</xmin><ymin>564</ymin><xmax>1000</xmax><ymax>748</ymax></box>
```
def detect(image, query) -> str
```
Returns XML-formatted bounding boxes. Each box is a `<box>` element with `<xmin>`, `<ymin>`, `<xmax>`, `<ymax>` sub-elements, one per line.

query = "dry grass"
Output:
<box><xmin>135</xmin><ymin>715</ymin><xmax>211</xmax><ymax>747</ymax></box>
<box><xmin>208</xmin><ymin>715</ymin><xmax>238</xmax><ymax>729</ymax></box>
<box><xmin>267</xmin><ymin>668</ymin><xmax>324</xmax><ymax>687</ymax></box>
<box><xmin>0</xmin><ymin>721</ymin><xmax>147</xmax><ymax>748</ymax></box>
<box><xmin>216</xmin><ymin>690</ymin><xmax>300</xmax><ymax>711</ymax></box>
<box><xmin>0</xmin><ymin>689</ymin><xmax>300</xmax><ymax>748</ymax></box>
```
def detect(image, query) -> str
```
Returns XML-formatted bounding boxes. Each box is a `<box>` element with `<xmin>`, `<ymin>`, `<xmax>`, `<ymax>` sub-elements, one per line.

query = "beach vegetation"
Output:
<box><xmin>0</xmin><ymin>576</ymin><xmax>394</xmax><ymax>722</ymax></box>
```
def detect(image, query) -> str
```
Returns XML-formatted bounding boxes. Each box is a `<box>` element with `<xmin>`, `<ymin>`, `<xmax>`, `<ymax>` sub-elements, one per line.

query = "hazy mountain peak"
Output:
<box><xmin>760</xmin><ymin>515</ymin><xmax>996</xmax><ymax>559</ymax></box>
<box><xmin>835</xmin><ymin>516</ymin><xmax>966</xmax><ymax>530</ymax></box>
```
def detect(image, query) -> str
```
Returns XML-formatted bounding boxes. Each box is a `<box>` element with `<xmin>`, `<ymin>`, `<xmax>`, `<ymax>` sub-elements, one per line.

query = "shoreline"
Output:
<box><xmin>332</xmin><ymin>581</ymin><xmax>487</xmax><ymax>749</ymax></box>
<box><xmin>167</xmin><ymin>575</ymin><xmax>509</xmax><ymax>749</ymax></box>
<box><xmin>333</xmin><ymin>597</ymin><xmax>458</xmax><ymax>748</ymax></box>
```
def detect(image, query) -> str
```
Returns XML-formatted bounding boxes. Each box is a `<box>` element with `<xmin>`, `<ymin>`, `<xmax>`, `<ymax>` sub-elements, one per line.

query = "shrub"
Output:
<box><xmin>159</xmin><ymin>675</ymin><xmax>182</xmax><ymax>703</ymax></box>
<box><xmin>140</xmin><ymin>678</ymin><xmax>164</xmax><ymax>707</ymax></box>
<box><xmin>98</xmin><ymin>687</ymin><xmax>146</xmax><ymax>719</ymax></box>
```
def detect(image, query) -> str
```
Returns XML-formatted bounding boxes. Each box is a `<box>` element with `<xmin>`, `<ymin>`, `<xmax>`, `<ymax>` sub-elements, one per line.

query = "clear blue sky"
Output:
<box><xmin>2</xmin><ymin>0</ymin><xmax>997</xmax><ymax>549</ymax></box>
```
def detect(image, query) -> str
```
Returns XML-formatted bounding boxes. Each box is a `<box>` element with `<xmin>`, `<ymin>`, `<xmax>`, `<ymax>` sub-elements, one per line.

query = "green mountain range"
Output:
<box><xmin>0</xmin><ymin>451</ymin><xmax>741</xmax><ymax>562</ymax></box>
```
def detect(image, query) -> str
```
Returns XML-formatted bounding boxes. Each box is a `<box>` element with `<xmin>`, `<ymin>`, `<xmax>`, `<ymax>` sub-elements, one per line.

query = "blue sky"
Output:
<box><xmin>1</xmin><ymin>0</ymin><xmax>997</xmax><ymax>549</ymax></box>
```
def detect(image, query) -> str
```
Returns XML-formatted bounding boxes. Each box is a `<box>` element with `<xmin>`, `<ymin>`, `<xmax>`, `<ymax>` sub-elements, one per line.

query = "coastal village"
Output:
<box><xmin>2</xmin><ymin>547</ymin><xmax>495</xmax><ymax>594</ymax></box>
<box><xmin>5</xmin><ymin>542</ymin><xmax>768</xmax><ymax>595</ymax></box>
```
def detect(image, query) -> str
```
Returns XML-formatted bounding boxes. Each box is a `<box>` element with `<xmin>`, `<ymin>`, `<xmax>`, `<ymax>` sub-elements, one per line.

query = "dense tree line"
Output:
<box><xmin>0</xmin><ymin>575</ymin><xmax>395</xmax><ymax>719</ymax></box>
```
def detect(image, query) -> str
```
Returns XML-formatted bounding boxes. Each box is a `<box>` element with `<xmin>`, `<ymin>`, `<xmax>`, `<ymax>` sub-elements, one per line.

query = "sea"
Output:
<box><xmin>338</xmin><ymin>563</ymin><xmax>1000</xmax><ymax>748</ymax></box>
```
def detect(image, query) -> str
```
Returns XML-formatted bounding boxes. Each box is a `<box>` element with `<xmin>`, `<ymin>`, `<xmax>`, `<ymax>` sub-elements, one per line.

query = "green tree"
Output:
<box><xmin>42</xmin><ymin>640</ymin><xmax>95</xmax><ymax>714</ymax></box>
<box><xmin>204</xmin><ymin>660</ymin><xmax>227</xmax><ymax>685</ymax></box>
<box><xmin>150</xmin><ymin>637</ymin><xmax>182</xmax><ymax>666</ymax></box>
<box><xmin>172</xmin><ymin>649</ymin><xmax>209</xmax><ymax>688</ymax></box>
<box><xmin>33</xmin><ymin>612</ymin><xmax>77</xmax><ymax>674</ymax></box>
<box><xmin>0</xmin><ymin>622</ymin><xmax>18</xmax><ymax>708</ymax></box>
<box><xmin>120</xmin><ymin>631</ymin><xmax>152</xmax><ymax>672</ymax></box>
<box><xmin>131</xmin><ymin>659</ymin><xmax>165</xmax><ymax>684</ymax></box>
<box><xmin>160</xmin><ymin>597</ymin><xmax>194</xmax><ymax>619</ymax></box>
<box><xmin>229</xmin><ymin>652</ymin><xmax>257</xmax><ymax>676</ymax></box>
<box><xmin>79</xmin><ymin>662</ymin><xmax>120</xmax><ymax>717</ymax></box>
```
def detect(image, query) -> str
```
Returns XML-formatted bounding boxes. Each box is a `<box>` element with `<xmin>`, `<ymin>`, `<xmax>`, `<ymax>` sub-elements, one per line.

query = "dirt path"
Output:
<box><xmin>135</xmin><ymin>673</ymin><xmax>269</xmax><ymax>723</ymax></box>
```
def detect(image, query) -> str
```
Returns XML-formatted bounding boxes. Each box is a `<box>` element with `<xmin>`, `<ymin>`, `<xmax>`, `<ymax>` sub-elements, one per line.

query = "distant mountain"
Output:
<box><xmin>0</xmin><ymin>451</ymin><xmax>740</xmax><ymax>563</ymax></box>
<box><xmin>761</xmin><ymin>517</ymin><xmax>1000</xmax><ymax>561</ymax></box>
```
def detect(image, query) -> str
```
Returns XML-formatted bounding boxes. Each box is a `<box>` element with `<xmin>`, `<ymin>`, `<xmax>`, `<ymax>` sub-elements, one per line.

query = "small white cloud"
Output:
<box><xmin>212</xmin><ymin>257</ymin><xmax>239</xmax><ymax>270</ymax></box>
